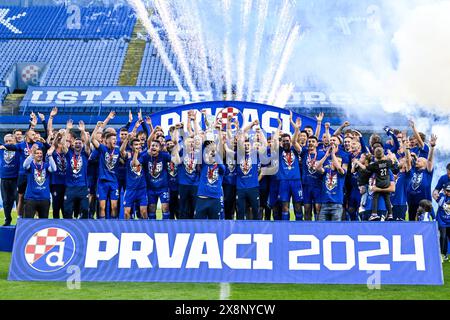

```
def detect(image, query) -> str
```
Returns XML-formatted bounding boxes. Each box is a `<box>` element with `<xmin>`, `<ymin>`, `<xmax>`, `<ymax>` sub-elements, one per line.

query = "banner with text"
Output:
<box><xmin>20</xmin><ymin>86</ymin><xmax>378</xmax><ymax>109</ymax></box>
<box><xmin>9</xmin><ymin>219</ymin><xmax>443</xmax><ymax>285</ymax></box>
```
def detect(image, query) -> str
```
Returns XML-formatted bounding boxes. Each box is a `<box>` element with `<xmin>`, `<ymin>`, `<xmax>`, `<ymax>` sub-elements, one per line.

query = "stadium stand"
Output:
<box><xmin>137</xmin><ymin>42</ymin><xmax>186</xmax><ymax>87</ymax></box>
<box><xmin>0</xmin><ymin>39</ymin><xmax>129</xmax><ymax>86</ymax></box>
<box><xmin>0</xmin><ymin>6</ymin><xmax>136</xmax><ymax>39</ymax></box>
<box><xmin>0</xmin><ymin>86</ymin><xmax>8</xmax><ymax>103</ymax></box>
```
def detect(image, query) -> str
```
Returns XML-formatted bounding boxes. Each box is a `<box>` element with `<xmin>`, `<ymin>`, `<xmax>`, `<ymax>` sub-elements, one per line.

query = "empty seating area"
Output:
<box><xmin>137</xmin><ymin>42</ymin><xmax>187</xmax><ymax>87</ymax></box>
<box><xmin>0</xmin><ymin>5</ymin><xmax>136</xmax><ymax>39</ymax></box>
<box><xmin>0</xmin><ymin>40</ymin><xmax>129</xmax><ymax>86</ymax></box>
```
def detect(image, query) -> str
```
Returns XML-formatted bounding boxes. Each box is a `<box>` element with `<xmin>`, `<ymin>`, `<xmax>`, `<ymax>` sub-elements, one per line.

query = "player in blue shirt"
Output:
<box><xmin>2</xmin><ymin>128</ymin><xmax>44</xmax><ymax>219</ymax></box>
<box><xmin>437</xmin><ymin>184</ymin><xmax>450</xmax><ymax>260</ymax></box>
<box><xmin>120</xmin><ymin>133</ymin><xmax>148</xmax><ymax>220</ymax></box>
<box><xmin>91</xmin><ymin>122</ymin><xmax>121</xmax><ymax>219</ymax></box>
<box><xmin>195</xmin><ymin>140</ymin><xmax>226</xmax><ymax>220</ymax></box>
<box><xmin>406</xmin><ymin>134</ymin><xmax>437</xmax><ymax>221</ymax></box>
<box><xmin>0</xmin><ymin>134</ymin><xmax>19</xmax><ymax>226</ymax></box>
<box><xmin>315</xmin><ymin>144</ymin><xmax>347</xmax><ymax>221</ymax></box>
<box><xmin>408</xmin><ymin>120</ymin><xmax>430</xmax><ymax>159</ymax></box>
<box><xmin>225</xmin><ymin>120</ymin><xmax>264</xmax><ymax>220</ymax></box>
<box><xmin>49</xmin><ymin>128</ymin><xmax>69</xmax><ymax>220</ymax></box>
<box><xmin>301</xmin><ymin>136</ymin><xmax>325</xmax><ymax>221</ymax></box>
<box><xmin>142</xmin><ymin>127</ymin><xmax>172</xmax><ymax>220</ymax></box>
<box><xmin>166</xmin><ymin>137</ymin><xmax>179</xmax><ymax>219</ymax></box>
<box><xmin>433</xmin><ymin>163</ymin><xmax>450</xmax><ymax>203</ymax></box>
<box><xmin>272</xmin><ymin>115</ymin><xmax>303</xmax><ymax>221</ymax></box>
<box><xmin>172</xmin><ymin>132</ymin><xmax>201</xmax><ymax>219</ymax></box>
<box><xmin>62</xmin><ymin>121</ymin><xmax>91</xmax><ymax>219</ymax></box>
<box><xmin>391</xmin><ymin>142</ymin><xmax>412</xmax><ymax>220</ymax></box>
<box><xmin>23</xmin><ymin>144</ymin><xmax>57</xmax><ymax>219</ymax></box>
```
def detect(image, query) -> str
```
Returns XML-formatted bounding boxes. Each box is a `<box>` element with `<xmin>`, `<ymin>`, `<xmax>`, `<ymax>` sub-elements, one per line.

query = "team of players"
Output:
<box><xmin>0</xmin><ymin>108</ymin><xmax>449</xmax><ymax>258</ymax></box>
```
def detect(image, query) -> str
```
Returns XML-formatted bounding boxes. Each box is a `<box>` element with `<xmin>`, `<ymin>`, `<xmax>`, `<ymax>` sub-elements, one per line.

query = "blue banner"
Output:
<box><xmin>9</xmin><ymin>219</ymin><xmax>443</xmax><ymax>285</ymax></box>
<box><xmin>20</xmin><ymin>86</ymin><xmax>377</xmax><ymax>109</ymax></box>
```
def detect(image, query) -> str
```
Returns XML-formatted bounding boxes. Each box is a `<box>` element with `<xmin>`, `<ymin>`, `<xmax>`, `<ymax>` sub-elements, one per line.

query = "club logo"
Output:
<box><xmin>24</xmin><ymin>228</ymin><xmax>75</xmax><ymax>273</ymax></box>
<box><xmin>71</xmin><ymin>156</ymin><xmax>82</xmax><ymax>175</ymax></box>
<box><xmin>34</xmin><ymin>167</ymin><xmax>46</xmax><ymax>186</ymax></box>
<box><xmin>207</xmin><ymin>165</ymin><xmax>219</xmax><ymax>184</ymax></box>
<box><xmin>131</xmin><ymin>160</ymin><xmax>142</xmax><ymax>176</ymax></box>
<box><xmin>411</xmin><ymin>172</ymin><xmax>423</xmax><ymax>190</ymax></box>
<box><xmin>21</xmin><ymin>64</ymin><xmax>40</xmax><ymax>84</ymax></box>
<box><xmin>105</xmin><ymin>151</ymin><xmax>118</xmax><ymax>172</ymax></box>
<box><xmin>325</xmin><ymin>168</ymin><xmax>337</xmax><ymax>191</ymax></box>
<box><xmin>307</xmin><ymin>156</ymin><xmax>316</xmax><ymax>175</ymax></box>
<box><xmin>183</xmin><ymin>154</ymin><xmax>197</xmax><ymax>174</ymax></box>
<box><xmin>443</xmin><ymin>202</ymin><xmax>450</xmax><ymax>216</ymax></box>
<box><xmin>282</xmin><ymin>150</ymin><xmax>295</xmax><ymax>170</ymax></box>
<box><xmin>240</xmin><ymin>157</ymin><xmax>252</xmax><ymax>175</ymax></box>
<box><xmin>167</xmin><ymin>161</ymin><xmax>177</xmax><ymax>177</ymax></box>
<box><xmin>3</xmin><ymin>150</ymin><xmax>15</xmax><ymax>164</ymax></box>
<box><xmin>149</xmin><ymin>161</ymin><xmax>163</xmax><ymax>179</ymax></box>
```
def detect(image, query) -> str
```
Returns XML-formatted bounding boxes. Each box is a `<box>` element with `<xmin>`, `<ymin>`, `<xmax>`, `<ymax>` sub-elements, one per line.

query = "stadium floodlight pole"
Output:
<box><xmin>127</xmin><ymin>0</ymin><xmax>190</xmax><ymax>101</ymax></box>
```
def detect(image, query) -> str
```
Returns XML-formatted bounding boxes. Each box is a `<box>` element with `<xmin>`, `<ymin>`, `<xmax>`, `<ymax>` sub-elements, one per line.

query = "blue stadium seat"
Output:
<box><xmin>0</xmin><ymin>5</ymin><xmax>136</xmax><ymax>39</ymax></box>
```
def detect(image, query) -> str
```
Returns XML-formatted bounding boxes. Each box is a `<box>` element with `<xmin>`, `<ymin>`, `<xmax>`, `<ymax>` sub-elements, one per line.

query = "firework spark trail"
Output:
<box><xmin>222</xmin><ymin>0</ymin><xmax>233</xmax><ymax>100</ymax></box>
<box><xmin>153</xmin><ymin>0</ymin><xmax>197</xmax><ymax>95</ymax></box>
<box><xmin>273</xmin><ymin>83</ymin><xmax>295</xmax><ymax>108</ymax></box>
<box><xmin>172</xmin><ymin>0</ymin><xmax>212</xmax><ymax>94</ymax></box>
<box><xmin>246</xmin><ymin>0</ymin><xmax>269</xmax><ymax>102</ymax></box>
<box><xmin>267</xmin><ymin>25</ymin><xmax>301</xmax><ymax>105</ymax></box>
<box><xmin>235</xmin><ymin>0</ymin><xmax>253</xmax><ymax>100</ymax></box>
<box><xmin>258</xmin><ymin>0</ymin><xmax>295</xmax><ymax>103</ymax></box>
<box><xmin>127</xmin><ymin>0</ymin><xmax>189</xmax><ymax>100</ymax></box>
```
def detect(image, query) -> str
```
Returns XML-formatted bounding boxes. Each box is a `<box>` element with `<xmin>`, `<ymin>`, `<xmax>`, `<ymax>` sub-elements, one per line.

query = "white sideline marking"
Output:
<box><xmin>220</xmin><ymin>282</ymin><xmax>230</xmax><ymax>300</ymax></box>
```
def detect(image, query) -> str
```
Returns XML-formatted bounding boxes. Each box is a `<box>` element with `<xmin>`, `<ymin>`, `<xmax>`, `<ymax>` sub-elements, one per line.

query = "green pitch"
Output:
<box><xmin>1</xmin><ymin>210</ymin><xmax>450</xmax><ymax>300</ymax></box>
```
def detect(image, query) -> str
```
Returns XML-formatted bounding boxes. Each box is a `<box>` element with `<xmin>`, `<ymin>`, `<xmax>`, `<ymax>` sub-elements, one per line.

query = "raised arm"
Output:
<box><xmin>409</xmin><ymin>119</ymin><xmax>424</xmax><ymax>149</ymax></box>
<box><xmin>331</xmin><ymin>146</ymin><xmax>345</xmax><ymax>175</ymax></box>
<box><xmin>47</xmin><ymin>107</ymin><xmax>58</xmax><ymax>136</ymax></box>
<box><xmin>333</xmin><ymin>120</ymin><xmax>350</xmax><ymax>137</ymax></box>
<box><xmin>38</xmin><ymin>112</ymin><xmax>48</xmax><ymax>140</ymax></box>
<box><xmin>91</xmin><ymin>122</ymin><xmax>102</xmax><ymax>149</ymax></box>
<box><xmin>47</xmin><ymin>145</ymin><xmax>57</xmax><ymax>173</ymax></box>
<box><xmin>120</xmin><ymin>134</ymin><xmax>130</xmax><ymax>159</ymax></box>
<box><xmin>101</xmin><ymin>111</ymin><xmax>116</xmax><ymax>129</ymax></box>
<box><xmin>290</xmin><ymin>112</ymin><xmax>302</xmax><ymax>152</ymax></box>
<box><xmin>315</xmin><ymin>112</ymin><xmax>324</xmax><ymax>138</ymax></box>
<box><xmin>315</xmin><ymin>148</ymin><xmax>331</xmax><ymax>174</ymax></box>
<box><xmin>427</xmin><ymin>134</ymin><xmax>437</xmax><ymax>172</ymax></box>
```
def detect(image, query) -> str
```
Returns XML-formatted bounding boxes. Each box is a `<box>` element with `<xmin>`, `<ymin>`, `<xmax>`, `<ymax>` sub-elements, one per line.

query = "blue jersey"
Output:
<box><xmin>50</xmin><ymin>151</ymin><xmax>67</xmax><ymax>185</ymax></box>
<box><xmin>167</xmin><ymin>159</ymin><xmax>179</xmax><ymax>192</ymax></box>
<box><xmin>407</xmin><ymin>168</ymin><xmax>433</xmax><ymax>203</ymax></box>
<box><xmin>364</xmin><ymin>172</ymin><xmax>394</xmax><ymax>212</ymax></box>
<box><xmin>411</xmin><ymin>144</ymin><xmax>429</xmax><ymax>159</ymax></box>
<box><xmin>434</xmin><ymin>174</ymin><xmax>450</xmax><ymax>192</ymax></box>
<box><xmin>87</xmin><ymin>149</ymin><xmax>99</xmax><ymax>181</ymax></box>
<box><xmin>223</xmin><ymin>158</ymin><xmax>237</xmax><ymax>186</ymax></box>
<box><xmin>277</xmin><ymin>147</ymin><xmax>301</xmax><ymax>180</ymax></box>
<box><xmin>5</xmin><ymin>141</ymin><xmax>43</xmax><ymax>175</ymax></box>
<box><xmin>65</xmin><ymin>148</ymin><xmax>89</xmax><ymax>187</ymax></box>
<box><xmin>320</xmin><ymin>164</ymin><xmax>346</xmax><ymax>204</ymax></box>
<box><xmin>437</xmin><ymin>194</ymin><xmax>450</xmax><ymax>227</ymax></box>
<box><xmin>236</xmin><ymin>153</ymin><xmax>260</xmax><ymax>189</ymax></box>
<box><xmin>97</xmin><ymin>144</ymin><xmax>121</xmax><ymax>183</ymax></box>
<box><xmin>142</xmin><ymin>152</ymin><xmax>171</xmax><ymax>189</ymax></box>
<box><xmin>300</xmin><ymin>147</ymin><xmax>325</xmax><ymax>188</ymax></box>
<box><xmin>391</xmin><ymin>170</ymin><xmax>411</xmax><ymax>206</ymax></box>
<box><xmin>0</xmin><ymin>149</ymin><xmax>19</xmax><ymax>179</ymax></box>
<box><xmin>25</xmin><ymin>161</ymin><xmax>52</xmax><ymax>200</ymax></box>
<box><xmin>125</xmin><ymin>152</ymin><xmax>147</xmax><ymax>190</ymax></box>
<box><xmin>197</xmin><ymin>163</ymin><xmax>225</xmax><ymax>199</ymax></box>
<box><xmin>178</xmin><ymin>150</ymin><xmax>201</xmax><ymax>186</ymax></box>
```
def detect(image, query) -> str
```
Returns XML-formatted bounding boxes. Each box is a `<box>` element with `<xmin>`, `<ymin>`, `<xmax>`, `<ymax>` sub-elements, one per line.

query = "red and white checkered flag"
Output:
<box><xmin>25</xmin><ymin>228</ymin><xmax>69</xmax><ymax>264</ymax></box>
<box><xmin>217</xmin><ymin>107</ymin><xmax>240</xmax><ymax>127</ymax></box>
